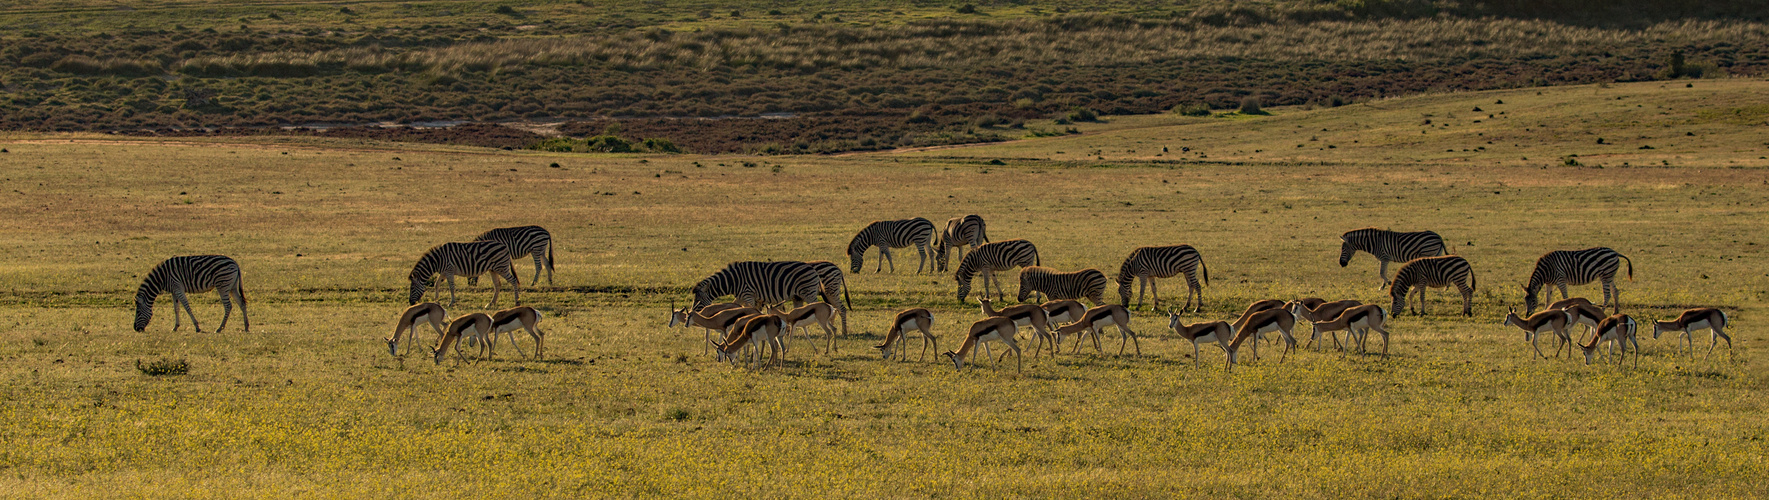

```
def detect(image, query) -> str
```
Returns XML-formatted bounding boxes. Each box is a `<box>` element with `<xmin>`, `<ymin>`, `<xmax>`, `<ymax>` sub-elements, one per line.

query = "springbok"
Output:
<box><xmin>670</xmin><ymin>301</ymin><xmax>743</xmax><ymax>354</ymax></box>
<box><xmin>672</xmin><ymin>305</ymin><xmax>761</xmax><ymax>355</ymax></box>
<box><xmin>980</xmin><ymin>298</ymin><xmax>1056</xmax><ymax>358</ymax></box>
<box><xmin>875</xmin><ymin>308</ymin><xmax>936</xmax><ymax>361</ymax></box>
<box><xmin>1052</xmin><ymin>304</ymin><xmax>1142</xmax><ymax>356</ymax></box>
<box><xmin>1286</xmin><ymin>299</ymin><xmax>1361</xmax><ymax>351</ymax></box>
<box><xmin>1311</xmin><ymin>304</ymin><xmax>1392</xmax><ymax>357</ymax></box>
<box><xmin>388</xmin><ymin>302</ymin><xmax>447</xmax><ymax>357</ymax></box>
<box><xmin>1653</xmin><ymin>308</ymin><xmax>1732</xmax><ymax>359</ymax></box>
<box><xmin>768</xmin><ymin>302</ymin><xmax>840</xmax><ymax>354</ymax></box>
<box><xmin>487</xmin><ymin>306</ymin><xmax>545</xmax><ymax>360</ymax></box>
<box><xmin>942</xmin><ymin>316</ymin><xmax>1023</xmax><ymax>372</ymax></box>
<box><xmin>433</xmin><ymin>313</ymin><xmax>492</xmax><ymax>365</ymax></box>
<box><xmin>1580</xmin><ymin>314</ymin><xmax>1639</xmax><ymax>366</ymax></box>
<box><xmin>1167</xmin><ymin>310</ymin><xmax>1232</xmax><ymax>366</ymax></box>
<box><xmin>1501</xmin><ymin>306</ymin><xmax>1574</xmax><ymax>359</ymax></box>
<box><xmin>713</xmin><ymin>314</ymin><xmax>786</xmax><ymax>369</ymax></box>
<box><xmin>1225</xmin><ymin>308</ymin><xmax>1296</xmax><ymax>369</ymax></box>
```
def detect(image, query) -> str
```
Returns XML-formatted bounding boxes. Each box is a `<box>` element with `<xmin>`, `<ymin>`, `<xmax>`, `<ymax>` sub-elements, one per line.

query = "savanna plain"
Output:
<box><xmin>1</xmin><ymin>81</ymin><xmax>1768</xmax><ymax>497</ymax></box>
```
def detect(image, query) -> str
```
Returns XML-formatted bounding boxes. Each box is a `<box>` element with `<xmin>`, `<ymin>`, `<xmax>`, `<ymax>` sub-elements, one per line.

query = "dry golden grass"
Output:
<box><xmin>0</xmin><ymin>81</ymin><xmax>1766</xmax><ymax>496</ymax></box>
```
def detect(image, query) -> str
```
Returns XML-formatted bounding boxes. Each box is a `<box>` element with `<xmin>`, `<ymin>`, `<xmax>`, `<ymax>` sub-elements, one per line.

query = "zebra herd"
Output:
<box><xmin>124</xmin><ymin>218</ymin><xmax>1732</xmax><ymax>370</ymax></box>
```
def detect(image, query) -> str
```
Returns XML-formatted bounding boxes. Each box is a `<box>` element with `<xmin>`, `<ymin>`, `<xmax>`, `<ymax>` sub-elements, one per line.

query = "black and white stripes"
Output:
<box><xmin>1523</xmin><ymin>247</ymin><xmax>1633</xmax><ymax>315</ymax></box>
<box><xmin>1016</xmin><ymin>266</ymin><xmax>1107</xmax><ymax>306</ymax></box>
<box><xmin>1116</xmin><ymin>245</ymin><xmax>1209</xmax><ymax>312</ymax></box>
<box><xmin>408</xmin><ymin>241</ymin><xmax>520</xmax><ymax>307</ymax></box>
<box><xmin>134</xmin><ymin>255</ymin><xmax>248</xmax><ymax>333</ymax></box>
<box><xmin>935</xmin><ymin>215</ymin><xmax>989</xmax><ymax>272</ymax></box>
<box><xmin>691</xmin><ymin>261</ymin><xmax>830</xmax><ymax>313</ymax></box>
<box><xmin>955</xmin><ymin>239</ymin><xmax>1041</xmax><ymax>302</ymax></box>
<box><xmin>1339</xmin><ymin>228</ymin><xmax>1446</xmax><ymax>287</ymax></box>
<box><xmin>847</xmin><ymin>217</ymin><xmax>936</xmax><ymax>273</ymax></box>
<box><xmin>1389</xmin><ymin>255</ymin><xmax>1476</xmax><ymax>316</ymax></box>
<box><xmin>472</xmin><ymin>225</ymin><xmax>555</xmax><ymax>287</ymax></box>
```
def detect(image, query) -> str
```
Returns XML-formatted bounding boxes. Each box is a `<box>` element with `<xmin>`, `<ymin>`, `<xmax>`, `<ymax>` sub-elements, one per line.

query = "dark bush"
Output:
<box><xmin>136</xmin><ymin>358</ymin><xmax>190</xmax><ymax>376</ymax></box>
<box><xmin>1172</xmin><ymin>103</ymin><xmax>1212</xmax><ymax>116</ymax></box>
<box><xmin>1066</xmin><ymin>106</ymin><xmax>1099</xmax><ymax>122</ymax></box>
<box><xmin>1239</xmin><ymin>96</ymin><xmax>1266</xmax><ymax>115</ymax></box>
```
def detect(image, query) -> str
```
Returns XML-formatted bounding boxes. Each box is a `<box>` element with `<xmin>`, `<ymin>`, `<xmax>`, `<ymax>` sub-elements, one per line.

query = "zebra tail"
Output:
<box><xmin>1621</xmin><ymin>254</ymin><xmax>1633</xmax><ymax>281</ymax></box>
<box><xmin>547</xmin><ymin>238</ymin><xmax>555</xmax><ymax>271</ymax></box>
<box><xmin>1201</xmin><ymin>255</ymin><xmax>1210</xmax><ymax>286</ymax></box>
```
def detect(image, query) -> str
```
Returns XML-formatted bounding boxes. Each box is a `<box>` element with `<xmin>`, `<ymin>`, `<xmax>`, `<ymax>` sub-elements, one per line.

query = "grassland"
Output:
<box><xmin>1</xmin><ymin>80</ymin><xmax>1767</xmax><ymax>497</ymax></box>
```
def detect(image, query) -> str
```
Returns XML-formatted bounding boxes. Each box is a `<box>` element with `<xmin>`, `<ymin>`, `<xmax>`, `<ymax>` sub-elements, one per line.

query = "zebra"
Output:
<box><xmin>467</xmin><ymin>226</ymin><xmax>554</xmax><ymax>288</ymax></box>
<box><xmin>935</xmin><ymin>215</ymin><xmax>989</xmax><ymax>272</ymax></box>
<box><xmin>1016</xmin><ymin>266</ymin><xmax>1108</xmax><ymax>306</ymax></box>
<box><xmin>134</xmin><ymin>255</ymin><xmax>248</xmax><ymax>333</ymax></box>
<box><xmin>1389</xmin><ymin>255</ymin><xmax>1476</xmax><ymax>317</ymax></box>
<box><xmin>690</xmin><ymin>261</ymin><xmax>831</xmax><ymax>314</ymax></box>
<box><xmin>409</xmin><ymin>241</ymin><xmax>520</xmax><ymax>307</ymax></box>
<box><xmin>954</xmin><ymin>239</ymin><xmax>1040</xmax><ymax>303</ymax></box>
<box><xmin>1339</xmin><ymin>227</ymin><xmax>1446</xmax><ymax>288</ymax></box>
<box><xmin>802</xmin><ymin>260</ymin><xmax>853</xmax><ymax>345</ymax></box>
<box><xmin>847</xmin><ymin>217</ymin><xmax>935</xmax><ymax>273</ymax></box>
<box><xmin>1522</xmin><ymin>247</ymin><xmax>1634</xmax><ymax>316</ymax></box>
<box><xmin>1116</xmin><ymin>245</ymin><xmax>1209</xmax><ymax>312</ymax></box>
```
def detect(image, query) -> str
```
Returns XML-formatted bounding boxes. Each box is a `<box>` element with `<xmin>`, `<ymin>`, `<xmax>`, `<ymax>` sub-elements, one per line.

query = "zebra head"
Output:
<box><xmin>133</xmin><ymin>294</ymin><xmax>153</xmax><ymax>333</ymax></box>
<box><xmin>407</xmin><ymin>277</ymin><xmax>428</xmax><ymax>305</ymax></box>
<box><xmin>1389</xmin><ymin>285</ymin><xmax>1409</xmax><ymax>317</ymax></box>
<box><xmin>846</xmin><ymin>233</ymin><xmax>870</xmax><ymax>273</ymax></box>
<box><xmin>1338</xmin><ymin>235</ymin><xmax>1356</xmax><ymax>267</ymax></box>
<box><xmin>1521</xmin><ymin>285</ymin><xmax>1539</xmax><ymax>316</ymax></box>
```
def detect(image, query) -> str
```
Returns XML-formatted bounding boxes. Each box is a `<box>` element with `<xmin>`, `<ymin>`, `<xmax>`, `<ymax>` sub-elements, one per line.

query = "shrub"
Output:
<box><xmin>136</xmin><ymin>358</ymin><xmax>190</xmax><ymax>376</ymax></box>
<box><xmin>1239</xmin><ymin>96</ymin><xmax>1266</xmax><ymax>115</ymax></box>
<box><xmin>974</xmin><ymin>114</ymin><xmax>1001</xmax><ymax>128</ymax></box>
<box><xmin>1066</xmin><ymin>106</ymin><xmax>1098</xmax><ymax>122</ymax></box>
<box><xmin>1172</xmin><ymin>103</ymin><xmax>1211</xmax><ymax>116</ymax></box>
<box><xmin>956</xmin><ymin>4</ymin><xmax>978</xmax><ymax>14</ymax></box>
<box><xmin>642</xmin><ymin>137</ymin><xmax>682</xmax><ymax>153</ymax></box>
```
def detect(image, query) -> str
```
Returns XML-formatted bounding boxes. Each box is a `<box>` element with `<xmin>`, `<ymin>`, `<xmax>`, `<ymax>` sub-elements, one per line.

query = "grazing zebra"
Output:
<box><xmin>690</xmin><ymin>261</ymin><xmax>831</xmax><ymax>314</ymax></box>
<box><xmin>133</xmin><ymin>255</ymin><xmax>248</xmax><ymax>333</ymax></box>
<box><xmin>802</xmin><ymin>260</ymin><xmax>852</xmax><ymax>347</ymax></box>
<box><xmin>847</xmin><ymin>217</ymin><xmax>935</xmax><ymax>273</ymax></box>
<box><xmin>1522</xmin><ymin>247</ymin><xmax>1634</xmax><ymax>316</ymax></box>
<box><xmin>1389</xmin><ymin>255</ymin><xmax>1476</xmax><ymax>317</ymax></box>
<box><xmin>1339</xmin><ymin>227</ymin><xmax>1446</xmax><ymax>288</ymax></box>
<box><xmin>467</xmin><ymin>226</ymin><xmax>554</xmax><ymax>287</ymax></box>
<box><xmin>1116</xmin><ymin>245</ymin><xmax>1209</xmax><ymax>312</ymax></box>
<box><xmin>409</xmin><ymin>241</ymin><xmax>520</xmax><ymax>307</ymax></box>
<box><xmin>1016</xmin><ymin>266</ymin><xmax>1108</xmax><ymax>306</ymax></box>
<box><xmin>935</xmin><ymin>215</ymin><xmax>989</xmax><ymax>272</ymax></box>
<box><xmin>955</xmin><ymin>239</ymin><xmax>1041</xmax><ymax>303</ymax></box>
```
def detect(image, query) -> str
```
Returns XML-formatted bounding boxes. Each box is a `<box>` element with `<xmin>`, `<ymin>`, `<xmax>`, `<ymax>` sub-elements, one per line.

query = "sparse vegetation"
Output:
<box><xmin>134</xmin><ymin>357</ymin><xmax>190</xmax><ymax>376</ymax></box>
<box><xmin>0</xmin><ymin>80</ymin><xmax>1766</xmax><ymax>495</ymax></box>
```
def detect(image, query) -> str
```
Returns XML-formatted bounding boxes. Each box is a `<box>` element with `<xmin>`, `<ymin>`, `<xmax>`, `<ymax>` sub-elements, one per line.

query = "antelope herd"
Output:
<box><xmin>124</xmin><ymin>219</ymin><xmax>1737</xmax><ymax>372</ymax></box>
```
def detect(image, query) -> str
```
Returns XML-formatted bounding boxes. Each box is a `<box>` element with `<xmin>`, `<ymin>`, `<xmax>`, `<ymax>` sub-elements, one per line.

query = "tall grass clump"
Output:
<box><xmin>135</xmin><ymin>358</ymin><xmax>190</xmax><ymax>376</ymax></box>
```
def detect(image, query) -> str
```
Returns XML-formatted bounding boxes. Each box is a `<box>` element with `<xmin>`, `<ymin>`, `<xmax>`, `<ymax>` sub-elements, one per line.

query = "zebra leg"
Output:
<box><xmin>445</xmin><ymin>274</ymin><xmax>459</xmax><ymax>307</ymax></box>
<box><xmin>917</xmin><ymin>241</ymin><xmax>929</xmax><ymax>274</ymax></box>
<box><xmin>531</xmin><ymin>254</ymin><xmax>545</xmax><ymax>288</ymax></box>
<box><xmin>215</xmin><ymin>288</ymin><xmax>233</xmax><ymax>333</ymax></box>
<box><xmin>1378</xmin><ymin>260</ymin><xmax>1391</xmax><ymax>289</ymax></box>
<box><xmin>234</xmin><ymin>284</ymin><xmax>250</xmax><ymax>333</ymax></box>
<box><xmin>1459</xmin><ymin>282</ymin><xmax>1474</xmax><ymax>317</ymax></box>
<box><xmin>880</xmin><ymin>246</ymin><xmax>893</xmax><ymax>273</ymax></box>
<box><xmin>175</xmin><ymin>290</ymin><xmax>203</xmax><ymax>333</ymax></box>
<box><xmin>1150</xmin><ymin>278</ymin><xmax>1161</xmax><ymax>310</ymax></box>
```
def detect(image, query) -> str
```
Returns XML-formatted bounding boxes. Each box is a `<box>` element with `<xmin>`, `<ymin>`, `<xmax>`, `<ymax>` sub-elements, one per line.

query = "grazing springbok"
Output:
<box><xmin>1501</xmin><ymin>306</ymin><xmax>1574</xmax><ymax>359</ymax></box>
<box><xmin>980</xmin><ymin>298</ymin><xmax>1056</xmax><ymax>357</ymax></box>
<box><xmin>1560</xmin><ymin>301</ymin><xmax>1606</xmax><ymax>344</ymax></box>
<box><xmin>671</xmin><ymin>303</ymin><xmax>761</xmax><ymax>355</ymax></box>
<box><xmin>942</xmin><ymin>316</ymin><xmax>1023</xmax><ymax>372</ymax></box>
<box><xmin>1225</xmin><ymin>308</ymin><xmax>1297</xmax><ymax>368</ymax></box>
<box><xmin>1167</xmin><ymin>310</ymin><xmax>1233</xmax><ymax>366</ymax></box>
<box><xmin>768</xmin><ymin>302</ymin><xmax>840</xmax><ymax>355</ymax></box>
<box><xmin>1311</xmin><ymin>304</ymin><xmax>1392</xmax><ymax>357</ymax></box>
<box><xmin>1052</xmin><ymin>304</ymin><xmax>1142</xmax><ymax>356</ymax></box>
<box><xmin>875</xmin><ymin>308</ymin><xmax>936</xmax><ymax>361</ymax></box>
<box><xmin>1580</xmin><ymin>314</ymin><xmax>1639</xmax><ymax>366</ymax></box>
<box><xmin>713</xmin><ymin>314</ymin><xmax>786</xmax><ymax>369</ymax></box>
<box><xmin>1287</xmin><ymin>299</ymin><xmax>1361</xmax><ymax>351</ymax></box>
<box><xmin>1653</xmin><ymin>308</ymin><xmax>1732</xmax><ymax>359</ymax></box>
<box><xmin>1042</xmin><ymin>300</ymin><xmax>1088</xmax><ymax>328</ymax></box>
<box><xmin>488</xmin><ymin>306</ymin><xmax>545</xmax><ymax>360</ymax></box>
<box><xmin>388</xmin><ymin>302</ymin><xmax>447</xmax><ymax>357</ymax></box>
<box><xmin>434</xmin><ymin>313</ymin><xmax>492</xmax><ymax>365</ymax></box>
